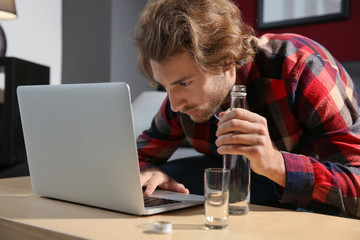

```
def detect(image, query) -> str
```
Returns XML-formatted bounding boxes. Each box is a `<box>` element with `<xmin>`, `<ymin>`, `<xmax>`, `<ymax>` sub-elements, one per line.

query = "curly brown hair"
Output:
<box><xmin>133</xmin><ymin>0</ymin><xmax>256</xmax><ymax>83</ymax></box>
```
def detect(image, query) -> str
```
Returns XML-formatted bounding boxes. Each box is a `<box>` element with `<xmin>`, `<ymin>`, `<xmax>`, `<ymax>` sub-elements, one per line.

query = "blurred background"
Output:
<box><xmin>0</xmin><ymin>0</ymin><xmax>358</xmax><ymax>100</ymax></box>
<box><xmin>0</xmin><ymin>0</ymin><xmax>359</xmax><ymax>177</ymax></box>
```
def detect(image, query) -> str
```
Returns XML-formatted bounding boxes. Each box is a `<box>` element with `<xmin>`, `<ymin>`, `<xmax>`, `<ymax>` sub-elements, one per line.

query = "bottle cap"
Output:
<box><xmin>152</xmin><ymin>221</ymin><xmax>172</xmax><ymax>234</ymax></box>
<box><xmin>231</xmin><ymin>85</ymin><xmax>247</xmax><ymax>97</ymax></box>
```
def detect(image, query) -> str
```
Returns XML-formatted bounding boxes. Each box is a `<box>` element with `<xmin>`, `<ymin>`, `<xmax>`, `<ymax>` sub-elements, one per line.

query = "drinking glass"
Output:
<box><xmin>204</xmin><ymin>168</ymin><xmax>230</xmax><ymax>229</ymax></box>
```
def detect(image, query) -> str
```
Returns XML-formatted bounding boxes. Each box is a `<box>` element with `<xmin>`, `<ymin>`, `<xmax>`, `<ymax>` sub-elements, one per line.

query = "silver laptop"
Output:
<box><xmin>17</xmin><ymin>82</ymin><xmax>203</xmax><ymax>215</ymax></box>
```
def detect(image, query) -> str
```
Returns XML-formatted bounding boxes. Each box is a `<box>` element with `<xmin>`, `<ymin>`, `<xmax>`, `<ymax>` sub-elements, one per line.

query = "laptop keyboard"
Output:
<box><xmin>144</xmin><ymin>196</ymin><xmax>181</xmax><ymax>207</ymax></box>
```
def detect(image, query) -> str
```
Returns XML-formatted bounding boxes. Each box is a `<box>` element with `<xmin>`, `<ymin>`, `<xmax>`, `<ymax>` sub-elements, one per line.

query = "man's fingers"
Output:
<box><xmin>142</xmin><ymin>173</ymin><xmax>165</xmax><ymax>196</ymax></box>
<box><xmin>140</xmin><ymin>171</ymin><xmax>151</xmax><ymax>186</ymax></box>
<box><xmin>144</xmin><ymin>183</ymin><xmax>157</xmax><ymax>196</ymax></box>
<box><xmin>140</xmin><ymin>168</ymin><xmax>163</xmax><ymax>195</ymax></box>
<box><xmin>218</xmin><ymin>109</ymin><xmax>230</xmax><ymax>119</ymax></box>
<box><xmin>175</xmin><ymin>184</ymin><xmax>190</xmax><ymax>194</ymax></box>
<box><xmin>160</xmin><ymin>180</ymin><xmax>189</xmax><ymax>194</ymax></box>
<box><xmin>140</xmin><ymin>167</ymin><xmax>189</xmax><ymax>195</ymax></box>
<box><xmin>218</xmin><ymin>108</ymin><xmax>259</xmax><ymax>125</ymax></box>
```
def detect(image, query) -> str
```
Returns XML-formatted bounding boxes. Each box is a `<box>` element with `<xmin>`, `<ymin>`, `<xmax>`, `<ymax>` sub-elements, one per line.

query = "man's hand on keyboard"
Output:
<box><xmin>140</xmin><ymin>167</ymin><xmax>189</xmax><ymax>196</ymax></box>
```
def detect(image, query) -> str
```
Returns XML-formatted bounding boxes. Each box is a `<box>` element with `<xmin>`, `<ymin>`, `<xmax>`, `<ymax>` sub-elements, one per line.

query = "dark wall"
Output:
<box><xmin>62</xmin><ymin>0</ymin><xmax>112</xmax><ymax>84</ymax></box>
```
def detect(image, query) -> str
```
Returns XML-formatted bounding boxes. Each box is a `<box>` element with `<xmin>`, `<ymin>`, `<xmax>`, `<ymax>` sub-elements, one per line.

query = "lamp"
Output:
<box><xmin>0</xmin><ymin>0</ymin><xmax>17</xmax><ymax>56</ymax></box>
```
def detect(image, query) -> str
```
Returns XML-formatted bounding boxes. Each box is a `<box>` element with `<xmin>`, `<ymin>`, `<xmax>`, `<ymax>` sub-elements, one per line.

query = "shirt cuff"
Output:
<box><xmin>139</xmin><ymin>161</ymin><xmax>156</xmax><ymax>172</ymax></box>
<box><xmin>278</xmin><ymin>152</ymin><xmax>315</xmax><ymax>208</ymax></box>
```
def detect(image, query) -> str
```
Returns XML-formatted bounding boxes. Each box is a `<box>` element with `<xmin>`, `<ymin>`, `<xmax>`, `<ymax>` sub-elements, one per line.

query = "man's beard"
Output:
<box><xmin>181</xmin><ymin>76</ymin><xmax>230</xmax><ymax>123</ymax></box>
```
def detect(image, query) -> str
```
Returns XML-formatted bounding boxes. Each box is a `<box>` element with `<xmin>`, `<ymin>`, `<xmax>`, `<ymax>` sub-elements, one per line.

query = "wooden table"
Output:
<box><xmin>0</xmin><ymin>177</ymin><xmax>359</xmax><ymax>240</ymax></box>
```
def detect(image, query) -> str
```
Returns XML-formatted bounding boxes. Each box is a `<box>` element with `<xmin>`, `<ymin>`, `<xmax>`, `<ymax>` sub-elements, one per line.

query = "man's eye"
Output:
<box><xmin>180</xmin><ymin>82</ymin><xmax>191</xmax><ymax>86</ymax></box>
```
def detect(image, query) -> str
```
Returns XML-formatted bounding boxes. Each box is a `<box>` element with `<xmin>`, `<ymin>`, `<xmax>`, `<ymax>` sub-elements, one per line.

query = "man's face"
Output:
<box><xmin>150</xmin><ymin>52</ymin><xmax>236</xmax><ymax>123</ymax></box>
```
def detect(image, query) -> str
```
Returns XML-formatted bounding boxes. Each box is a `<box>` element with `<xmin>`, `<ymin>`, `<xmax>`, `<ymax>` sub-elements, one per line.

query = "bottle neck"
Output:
<box><xmin>230</xmin><ymin>85</ymin><xmax>247</xmax><ymax>110</ymax></box>
<box><xmin>230</xmin><ymin>96</ymin><xmax>246</xmax><ymax>110</ymax></box>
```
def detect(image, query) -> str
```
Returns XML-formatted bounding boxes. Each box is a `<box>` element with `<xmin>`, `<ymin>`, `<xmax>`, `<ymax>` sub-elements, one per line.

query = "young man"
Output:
<box><xmin>133</xmin><ymin>0</ymin><xmax>360</xmax><ymax>218</ymax></box>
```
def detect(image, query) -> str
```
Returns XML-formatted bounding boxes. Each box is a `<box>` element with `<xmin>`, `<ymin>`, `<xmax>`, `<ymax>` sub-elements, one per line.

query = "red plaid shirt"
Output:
<box><xmin>137</xmin><ymin>33</ymin><xmax>360</xmax><ymax>218</ymax></box>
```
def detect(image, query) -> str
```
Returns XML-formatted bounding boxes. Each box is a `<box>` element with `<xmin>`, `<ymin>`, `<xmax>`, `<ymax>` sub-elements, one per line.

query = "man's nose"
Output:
<box><xmin>168</xmin><ymin>91</ymin><xmax>186</xmax><ymax>112</ymax></box>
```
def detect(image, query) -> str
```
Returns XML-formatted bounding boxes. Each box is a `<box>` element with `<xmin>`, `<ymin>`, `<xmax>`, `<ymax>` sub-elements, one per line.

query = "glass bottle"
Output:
<box><xmin>223</xmin><ymin>85</ymin><xmax>250</xmax><ymax>215</ymax></box>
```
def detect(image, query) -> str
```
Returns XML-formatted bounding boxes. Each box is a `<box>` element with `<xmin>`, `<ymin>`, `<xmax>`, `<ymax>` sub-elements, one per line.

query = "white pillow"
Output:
<box><xmin>132</xmin><ymin>90</ymin><xmax>202</xmax><ymax>160</ymax></box>
<box><xmin>132</xmin><ymin>91</ymin><xmax>167</xmax><ymax>138</ymax></box>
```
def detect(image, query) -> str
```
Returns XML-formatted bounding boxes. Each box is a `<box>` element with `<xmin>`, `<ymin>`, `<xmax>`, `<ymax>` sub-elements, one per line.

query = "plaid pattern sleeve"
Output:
<box><xmin>137</xmin><ymin>97</ymin><xmax>185</xmax><ymax>171</ymax></box>
<box><xmin>248</xmin><ymin>33</ymin><xmax>360</xmax><ymax>217</ymax></box>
